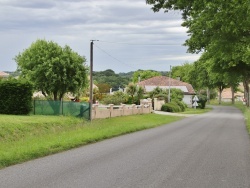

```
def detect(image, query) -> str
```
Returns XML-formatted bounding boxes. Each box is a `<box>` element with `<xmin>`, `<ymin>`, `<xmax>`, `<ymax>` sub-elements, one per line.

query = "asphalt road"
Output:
<box><xmin>1</xmin><ymin>106</ymin><xmax>250</xmax><ymax>188</ymax></box>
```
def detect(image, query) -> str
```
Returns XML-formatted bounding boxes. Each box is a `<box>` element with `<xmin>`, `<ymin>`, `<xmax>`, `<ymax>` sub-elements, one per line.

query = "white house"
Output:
<box><xmin>138</xmin><ymin>76</ymin><xmax>196</xmax><ymax>106</ymax></box>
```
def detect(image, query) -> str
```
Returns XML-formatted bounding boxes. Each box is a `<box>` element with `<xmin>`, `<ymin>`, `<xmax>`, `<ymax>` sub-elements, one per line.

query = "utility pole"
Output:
<box><xmin>89</xmin><ymin>40</ymin><xmax>98</xmax><ymax>121</ymax></box>
<box><xmin>168</xmin><ymin>65</ymin><xmax>171</xmax><ymax>103</ymax></box>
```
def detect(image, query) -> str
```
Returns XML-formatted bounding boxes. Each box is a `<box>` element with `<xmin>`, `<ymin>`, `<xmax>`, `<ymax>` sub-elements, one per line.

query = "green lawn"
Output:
<box><xmin>0</xmin><ymin>114</ymin><xmax>183</xmax><ymax>169</ymax></box>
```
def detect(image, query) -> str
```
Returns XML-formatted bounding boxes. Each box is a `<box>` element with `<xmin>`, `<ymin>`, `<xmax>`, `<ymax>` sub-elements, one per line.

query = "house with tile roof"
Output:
<box><xmin>0</xmin><ymin>71</ymin><xmax>9</xmax><ymax>78</ymax></box>
<box><xmin>138</xmin><ymin>76</ymin><xmax>195</xmax><ymax>106</ymax></box>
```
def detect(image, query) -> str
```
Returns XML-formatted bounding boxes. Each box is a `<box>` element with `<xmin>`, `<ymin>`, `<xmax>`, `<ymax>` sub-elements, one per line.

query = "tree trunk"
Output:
<box><xmin>231</xmin><ymin>86</ymin><xmax>235</xmax><ymax>104</ymax></box>
<box><xmin>219</xmin><ymin>88</ymin><xmax>222</xmax><ymax>105</ymax></box>
<box><xmin>243</xmin><ymin>79</ymin><xmax>250</xmax><ymax>107</ymax></box>
<box><xmin>206</xmin><ymin>88</ymin><xmax>210</xmax><ymax>104</ymax></box>
<box><xmin>247</xmin><ymin>84</ymin><xmax>250</xmax><ymax>107</ymax></box>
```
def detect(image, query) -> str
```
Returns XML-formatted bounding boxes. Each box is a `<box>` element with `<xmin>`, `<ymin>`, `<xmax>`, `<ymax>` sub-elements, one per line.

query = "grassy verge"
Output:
<box><xmin>179</xmin><ymin>107</ymin><xmax>213</xmax><ymax>114</ymax></box>
<box><xmin>0</xmin><ymin>114</ymin><xmax>183</xmax><ymax>169</ymax></box>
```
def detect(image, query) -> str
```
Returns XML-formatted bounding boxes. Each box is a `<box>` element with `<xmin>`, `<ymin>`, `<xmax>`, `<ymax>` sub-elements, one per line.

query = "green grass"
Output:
<box><xmin>0</xmin><ymin>114</ymin><xmax>183</xmax><ymax>169</ymax></box>
<box><xmin>179</xmin><ymin>107</ymin><xmax>213</xmax><ymax>114</ymax></box>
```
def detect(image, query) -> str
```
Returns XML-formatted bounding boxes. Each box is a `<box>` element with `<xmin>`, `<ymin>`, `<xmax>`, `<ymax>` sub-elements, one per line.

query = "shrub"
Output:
<box><xmin>197</xmin><ymin>95</ymin><xmax>207</xmax><ymax>109</ymax></box>
<box><xmin>161</xmin><ymin>102</ymin><xmax>181</xmax><ymax>112</ymax></box>
<box><xmin>173</xmin><ymin>100</ymin><xmax>186</xmax><ymax>112</ymax></box>
<box><xmin>101</xmin><ymin>91</ymin><xmax>128</xmax><ymax>105</ymax></box>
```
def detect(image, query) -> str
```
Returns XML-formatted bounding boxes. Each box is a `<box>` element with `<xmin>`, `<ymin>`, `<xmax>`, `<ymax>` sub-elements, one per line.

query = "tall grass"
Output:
<box><xmin>0</xmin><ymin>114</ymin><xmax>183</xmax><ymax>169</ymax></box>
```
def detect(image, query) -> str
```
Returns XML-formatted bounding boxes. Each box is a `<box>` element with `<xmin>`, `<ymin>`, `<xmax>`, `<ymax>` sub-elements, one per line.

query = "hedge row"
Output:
<box><xmin>0</xmin><ymin>79</ymin><xmax>33</xmax><ymax>115</ymax></box>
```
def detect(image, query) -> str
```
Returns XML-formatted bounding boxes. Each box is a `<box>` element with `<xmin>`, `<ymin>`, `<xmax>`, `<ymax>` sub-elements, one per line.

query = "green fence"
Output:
<box><xmin>33</xmin><ymin>100</ymin><xmax>90</xmax><ymax>120</ymax></box>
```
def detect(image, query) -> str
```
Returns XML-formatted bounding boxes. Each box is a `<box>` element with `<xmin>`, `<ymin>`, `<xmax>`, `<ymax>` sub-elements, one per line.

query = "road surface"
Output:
<box><xmin>1</xmin><ymin>106</ymin><xmax>250</xmax><ymax>188</ymax></box>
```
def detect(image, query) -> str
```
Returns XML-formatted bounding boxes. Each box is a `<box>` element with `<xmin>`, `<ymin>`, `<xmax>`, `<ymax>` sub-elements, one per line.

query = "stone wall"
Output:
<box><xmin>92</xmin><ymin>104</ymin><xmax>153</xmax><ymax>119</ymax></box>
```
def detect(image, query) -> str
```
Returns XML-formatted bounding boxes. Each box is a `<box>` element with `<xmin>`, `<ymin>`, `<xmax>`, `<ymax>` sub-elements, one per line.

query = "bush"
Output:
<box><xmin>101</xmin><ymin>91</ymin><xmax>128</xmax><ymax>105</ymax></box>
<box><xmin>0</xmin><ymin>79</ymin><xmax>33</xmax><ymax>115</ymax></box>
<box><xmin>197</xmin><ymin>95</ymin><xmax>207</xmax><ymax>109</ymax></box>
<box><xmin>161</xmin><ymin>102</ymin><xmax>181</xmax><ymax>112</ymax></box>
<box><xmin>173</xmin><ymin>100</ymin><xmax>187</xmax><ymax>112</ymax></box>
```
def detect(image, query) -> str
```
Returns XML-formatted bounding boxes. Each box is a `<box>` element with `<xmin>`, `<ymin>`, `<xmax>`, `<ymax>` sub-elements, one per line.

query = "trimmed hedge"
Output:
<box><xmin>0</xmin><ymin>79</ymin><xmax>33</xmax><ymax>115</ymax></box>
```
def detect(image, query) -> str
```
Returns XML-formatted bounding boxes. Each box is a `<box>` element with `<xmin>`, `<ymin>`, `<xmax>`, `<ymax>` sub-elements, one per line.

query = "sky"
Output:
<box><xmin>0</xmin><ymin>0</ymin><xmax>201</xmax><ymax>73</ymax></box>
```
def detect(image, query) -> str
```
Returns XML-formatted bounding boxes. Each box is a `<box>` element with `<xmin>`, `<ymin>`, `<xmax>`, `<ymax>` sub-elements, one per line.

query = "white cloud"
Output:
<box><xmin>0</xmin><ymin>0</ymin><xmax>201</xmax><ymax>72</ymax></box>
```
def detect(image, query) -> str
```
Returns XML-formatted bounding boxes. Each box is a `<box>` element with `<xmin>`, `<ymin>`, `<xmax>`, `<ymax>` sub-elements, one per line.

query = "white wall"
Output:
<box><xmin>183</xmin><ymin>95</ymin><xmax>193</xmax><ymax>107</ymax></box>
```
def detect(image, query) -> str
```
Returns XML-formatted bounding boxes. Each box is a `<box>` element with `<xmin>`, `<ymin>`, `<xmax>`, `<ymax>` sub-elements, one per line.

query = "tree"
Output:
<box><xmin>171</xmin><ymin>62</ymin><xmax>194</xmax><ymax>83</ymax></box>
<box><xmin>126</xmin><ymin>83</ymin><xmax>137</xmax><ymax>103</ymax></box>
<box><xmin>132</xmin><ymin>70</ymin><xmax>161</xmax><ymax>83</ymax></box>
<box><xmin>93</xmin><ymin>69</ymin><xmax>130</xmax><ymax>91</ymax></box>
<box><xmin>146</xmin><ymin>1</ymin><xmax>249</xmax><ymax>53</ymax></box>
<box><xmin>15</xmin><ymin>39</ymin><xmax>88</xmax><ymax>101</ymax></box>
<box><xmin>170</xmin><ymin>88</ymin><xmax>184</xmax><ymax>102</ymax></box>
<box><xmin>147</xmin><ymin>0</ymin><xmax>250</xmax><ymax>105</ymax></box>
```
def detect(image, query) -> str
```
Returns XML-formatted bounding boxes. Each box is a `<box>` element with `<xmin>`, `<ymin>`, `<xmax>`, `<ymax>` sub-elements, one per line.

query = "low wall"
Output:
<box><xmin>92</xmin><ymin>104</ymin><xmax>153</xmax><ymax>119</ymax></box>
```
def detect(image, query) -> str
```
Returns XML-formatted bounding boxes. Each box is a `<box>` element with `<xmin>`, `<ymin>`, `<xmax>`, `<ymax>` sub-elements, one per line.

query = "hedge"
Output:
<box><xmin>0</xmin><ymin>79</ymin><xmax>33</xmax><ymax>115</ymax></box>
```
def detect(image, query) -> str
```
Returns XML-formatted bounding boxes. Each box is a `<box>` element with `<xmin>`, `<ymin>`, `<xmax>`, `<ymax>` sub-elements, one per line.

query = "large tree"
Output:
<box><xmin>132</xmin><ymin>70</ymin><xmax>161</xmax><ymax>83</ymax></box>
<box><xmin>171</xmin><ymin>62</ymin><xmax>194</xmax><ymax>83</ymax></box>
<box><xmin>15</xmin><ymin>39</ymin><xmax>88</xmax><ymax>101</ymax></box>
<box><xmin>147</xmin><ymin>0</ymin><xmax>250</xmax><ymax>105</ymax></box>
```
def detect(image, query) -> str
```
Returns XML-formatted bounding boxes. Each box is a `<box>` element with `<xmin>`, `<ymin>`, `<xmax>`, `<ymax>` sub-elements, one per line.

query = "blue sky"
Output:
<box><xmin>0</xmin><ymin>0</ymin><xmax>201</xmax><ymax>73</ymax></box>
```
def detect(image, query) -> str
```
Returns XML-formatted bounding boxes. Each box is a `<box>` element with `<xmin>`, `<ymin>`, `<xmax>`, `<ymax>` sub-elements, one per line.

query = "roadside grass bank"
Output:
<box><xmin>0</xmin><ymin>114</ymin><xmax>183</xmax><ymax>169</ymax></box>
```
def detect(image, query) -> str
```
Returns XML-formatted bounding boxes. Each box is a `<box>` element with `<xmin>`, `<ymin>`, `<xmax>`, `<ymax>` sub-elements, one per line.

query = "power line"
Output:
<box><xmin>94</xmin><ymin>44</ymin><xmax>137</xmax><ymax>70</ymax></box>
<box><xmin>98</xmin><ymin>40</ymin><xmax>182</xmax><ymax>46</ymax></box>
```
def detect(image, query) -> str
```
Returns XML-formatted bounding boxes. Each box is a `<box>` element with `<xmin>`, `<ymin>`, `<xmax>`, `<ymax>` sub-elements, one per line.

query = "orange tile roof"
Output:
<box><xmin>138</xmin><ymin>76</ymin><xmax>195</xmax><ymax>95</ymax></box>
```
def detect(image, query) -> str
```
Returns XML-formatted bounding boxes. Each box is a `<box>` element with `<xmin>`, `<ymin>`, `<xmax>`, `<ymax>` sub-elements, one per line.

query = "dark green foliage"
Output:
<box><xmin>149</xmin><ymin>87</ymin><xmax>167</xmax><ymax>98</ymax></box>
<box><xmin>199</xmin><ymin>89</ymin><xmax>217</xmax><ymax>100</ymax></box>
<box><xmin>173</xmin><ymin>100</ymin><xmax>187</xmax><ymax>112</ymax></box>
<box><xmin>155</xmin><ymin>93</ymin><xmax>168</xmax><ymax>102</ymax></box>
<box><xmin>161</xmin><ymin>102</ymin><xmax>181</xmax><ymax>112</ymax></box>
<box><xmin>15</xmin><ymin>39</ymin><xmax>88</xmax><ymax>101</ymax></box>
<box><xmin>197</xmin><ymin>95</ymin><xmax>207</xmax><ymax>109</ymax></box>
<box><xmin>0</xmin><ymin>79</ymin><xmax>33</xmax><ymax>115</ymax></box>
<box><xmin>93</xmin><ymin>69</ymin><xmax>130</xmax><ymax>91</ymax></box>
<box><xmin>101</xmin><ymin>91</ymin><xmax>128</xmax><ymax>105</ymax></box>
<box><xmin>132</xmin><ymin>70</ymin><xmax>161</xmax><ymax>83</ymax></box>
<box><xmin>170</xmin><ymin>88</ymin><xmax>184</xmax><ymax>102</ymax></box>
